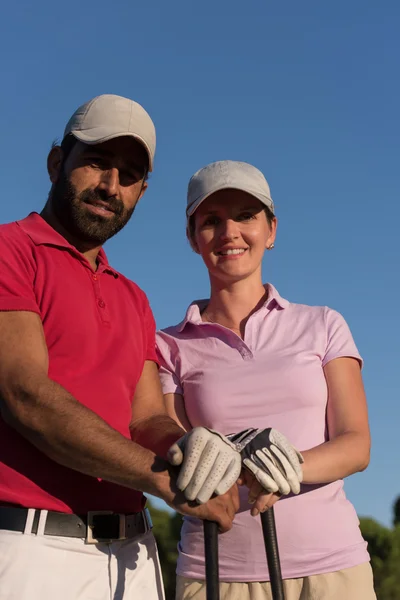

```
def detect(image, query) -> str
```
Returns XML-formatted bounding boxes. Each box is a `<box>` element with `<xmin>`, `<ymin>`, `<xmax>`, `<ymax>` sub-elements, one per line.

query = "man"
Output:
<box><xmin>0</xmin><ymin>94</ymin><xmax>241</xmax><ymax>600</ymax></box>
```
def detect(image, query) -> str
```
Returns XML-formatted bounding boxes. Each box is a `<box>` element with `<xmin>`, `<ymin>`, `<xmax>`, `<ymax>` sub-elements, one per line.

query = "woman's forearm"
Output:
<box><xmin>301</xmin><ymin>431</ymin><xmax>370</xmax><ymax>485</ymax></box>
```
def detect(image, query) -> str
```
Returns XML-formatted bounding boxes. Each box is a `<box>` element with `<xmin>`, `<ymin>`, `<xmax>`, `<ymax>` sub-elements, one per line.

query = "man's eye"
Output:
<box><xmin>87</xmin><ymin>157</ymin><xmax>106</xmax><ymax>169</ymax></box>
<box><xmin>120</xmin><ymin>170</ymin><xmax>143</xmax><ymax>184</ymax></box>
<box><xmin>129</xmin><ymin>170</ymin><xmax>144</xmax><ymax>181</ymax></box>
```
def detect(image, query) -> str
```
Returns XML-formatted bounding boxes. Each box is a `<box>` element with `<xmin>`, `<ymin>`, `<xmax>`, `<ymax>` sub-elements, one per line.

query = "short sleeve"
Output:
<box><xmin>0</xmin><ymin>226</ymin><xmax>40</xmax><ymax>314</ymax></box>
<box><xmin>156</xmin><ymin>332</ymin><xmax>183</xmax><ymax>395</ymax></box>
<box><xmin>142</xmin><ymin>294</ymin><xmax>159</xmax><ymax>365</ymax></box>
<box><xmin>322</xmin><ymin>307</ymin><xmax>363</xmax><ymax>368</ymax></box>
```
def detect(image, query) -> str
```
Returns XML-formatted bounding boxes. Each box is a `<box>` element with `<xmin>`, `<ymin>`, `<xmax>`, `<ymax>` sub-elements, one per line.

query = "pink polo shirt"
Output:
<box><xmin>156</xmin><ymin>284</ymin><xmax>370</xmax><ymax>581</ymax></box>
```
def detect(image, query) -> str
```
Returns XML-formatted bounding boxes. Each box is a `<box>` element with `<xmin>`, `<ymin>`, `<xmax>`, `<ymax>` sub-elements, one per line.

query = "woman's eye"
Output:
<box><xmin>202</xmin><ymin>216</ymin><xmax>219</xmax><ymax>227</ymax></box>
<box><xmin>238</xmin><ymin>212</ymin><xmax>255</xmax><ymax>221</ymax></box>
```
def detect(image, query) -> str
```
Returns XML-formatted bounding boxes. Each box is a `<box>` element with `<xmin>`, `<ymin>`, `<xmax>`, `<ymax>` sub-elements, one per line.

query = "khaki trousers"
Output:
<box><xmin>176</xmin><ymin>562</ymin><xmax>376</xmax><ymax>600</ymax></box>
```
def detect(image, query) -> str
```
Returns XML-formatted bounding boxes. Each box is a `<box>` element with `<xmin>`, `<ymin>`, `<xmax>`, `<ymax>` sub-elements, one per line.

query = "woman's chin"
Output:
<box><xmin>210</xmin><ymin>267</ymin><xmax>259</xmax><ymax>285</ymax></box>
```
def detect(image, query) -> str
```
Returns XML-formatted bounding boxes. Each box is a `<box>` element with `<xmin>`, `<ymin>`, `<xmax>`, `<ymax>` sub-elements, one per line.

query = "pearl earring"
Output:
<box><xmin>268</xmin><ymin>243</ymin><xmax>275</xmax><ymax>250</ymax></box>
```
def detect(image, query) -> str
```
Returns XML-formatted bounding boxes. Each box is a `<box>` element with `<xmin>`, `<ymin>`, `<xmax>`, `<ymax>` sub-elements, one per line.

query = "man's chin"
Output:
<box><xmin>76</xmin><ymin>227</ymin><xmax>116</xmax><ymax>245</ymax></box>
<box><xmin>70</xmin><ymin>210</ymin><xmax>121</xmax><ymax>244</ymax></box>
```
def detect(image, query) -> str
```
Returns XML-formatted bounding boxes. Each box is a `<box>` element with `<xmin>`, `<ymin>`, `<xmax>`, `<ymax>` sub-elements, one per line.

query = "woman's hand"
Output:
<box><xmin>238</xmin><ymin>469</ymin><xmax>281</xmax><ymax>517</ymax></box>
<box><xmin>229</xmin><ymin>427</ymin><xmax>303</xmax><ymax>495</ymax></box>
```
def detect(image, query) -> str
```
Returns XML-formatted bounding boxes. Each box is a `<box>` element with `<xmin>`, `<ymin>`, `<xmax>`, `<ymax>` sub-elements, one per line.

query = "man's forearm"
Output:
<box><xmin>1</xmin><ymin>374</ymin><xmax>175</xmax><ymax>500</ymax></box>
<box><xmin>0</xmin><ymin>373</ymin><xmax>244</xmax><ymax>532</ymax></box>
<box><xmin>130</xmin><ymin>414</ymin><xmax>186</xmax><ymax>459</ymax></box>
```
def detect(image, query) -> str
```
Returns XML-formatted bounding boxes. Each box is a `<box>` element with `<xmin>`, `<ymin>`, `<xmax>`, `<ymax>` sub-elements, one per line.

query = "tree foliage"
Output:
<box><xmin>359</xmin><ymin>517</ymin><xmax>392</xmax><ymax>594</ymax></box>
<box><xmin>392</xmin><ymin>496</ymin><xmax>400</xmax><ymax>527</ymax></box>
<box><xmin>149</xmin><ymin>496</ymin><xmax>400</xmax><ymax>600</ymax></box>
<box><xmin>148</xmin><ymin>501</ymin><xmax>182</xmax><ymax>600</ymax></box>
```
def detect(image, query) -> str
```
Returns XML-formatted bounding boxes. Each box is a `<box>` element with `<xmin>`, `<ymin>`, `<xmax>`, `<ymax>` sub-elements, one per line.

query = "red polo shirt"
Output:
<box><xmin>0</xmin><ymin>213</ymin><xmax>157</xmax><ymax>514</ymax></box>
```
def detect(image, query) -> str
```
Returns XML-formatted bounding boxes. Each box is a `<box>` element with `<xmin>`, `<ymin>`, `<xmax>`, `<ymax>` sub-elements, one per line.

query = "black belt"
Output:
<box><xmin>0</xmin><ymin>506</ymin><xmax>153</xmax><ymax>544</ymax></box>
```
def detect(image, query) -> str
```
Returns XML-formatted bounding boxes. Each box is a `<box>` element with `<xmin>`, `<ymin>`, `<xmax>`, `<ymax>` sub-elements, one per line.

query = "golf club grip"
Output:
<box><xmin>261</xmin><ymin>508</ymin><xmax>285</xmax><ymax>600</ymax></box>
<box><xmin>203</xmin><ymin>520</ymin><xmax>220</xmax><ymax>600</ymax></box>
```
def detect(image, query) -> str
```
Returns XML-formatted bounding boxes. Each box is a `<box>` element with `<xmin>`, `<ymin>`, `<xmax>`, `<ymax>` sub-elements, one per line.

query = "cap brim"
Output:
<box><xmin>186</xmin><ymin>185</ymin><xmax>274</xmax><ymax>216</ymax></box>
<box><xmin>70</xmin><ymin>129</ymin><xmax>154</xmax><ymax>172</ymax></box>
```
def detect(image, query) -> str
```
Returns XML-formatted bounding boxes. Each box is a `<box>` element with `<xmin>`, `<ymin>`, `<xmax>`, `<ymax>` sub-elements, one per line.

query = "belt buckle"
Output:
<box><xmin>86</xmin><ymin>511</ymin><xmax>126</xmax><ymax>544</ymax></box>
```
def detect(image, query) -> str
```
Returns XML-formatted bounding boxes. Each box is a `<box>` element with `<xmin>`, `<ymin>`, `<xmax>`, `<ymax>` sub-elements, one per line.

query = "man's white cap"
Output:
<box><xmin>63</xmin><ymin>94</ymin><xmax>156</xmax><ymax>171</ymax></box>
<box><xmin>186</xmin><ymin>160</ymin><xmax>274</xmax><ymax>217</ymax></box>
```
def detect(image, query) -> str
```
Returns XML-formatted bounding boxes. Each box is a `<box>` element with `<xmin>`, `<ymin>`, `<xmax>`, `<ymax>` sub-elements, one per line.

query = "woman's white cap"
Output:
<box><xmin>186</xmin><ymin>160</ymin><xmax>274</xmax><ymax>216</ymax></box>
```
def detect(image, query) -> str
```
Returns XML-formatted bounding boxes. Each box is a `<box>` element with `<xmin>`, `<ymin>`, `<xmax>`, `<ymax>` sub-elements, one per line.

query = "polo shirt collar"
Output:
<box><xmin>264</xmin><ymin>283</ymin><xmax>290</xmax><ymax>310</ymax></box>
<box><xmin>177</xmin><ymin>283</ymin><xmax>289</xmax><ymax>332</ymax></box>
<box><xmin>17</xmin><ymin>212</ymin><xmax>118</xmax><ymax>277</ymax></box>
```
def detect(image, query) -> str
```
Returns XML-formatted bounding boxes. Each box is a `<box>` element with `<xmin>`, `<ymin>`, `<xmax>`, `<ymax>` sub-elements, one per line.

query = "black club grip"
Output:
<box><xmin>203</xmin><ymin>520</ymin><xmax>220</xmax><ymax>600</ymax></box>
<box><xmin>261</xmin><ymin>507</ymin><xmax>285</xmax><ymax>600</ymax></box>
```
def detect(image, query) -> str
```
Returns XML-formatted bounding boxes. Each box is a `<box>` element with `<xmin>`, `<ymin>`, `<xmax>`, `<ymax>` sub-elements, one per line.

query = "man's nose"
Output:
<box><xmin>97</xmin><ymin>168</ymin><xmax>119</xmax><ymax>196</ymax></box>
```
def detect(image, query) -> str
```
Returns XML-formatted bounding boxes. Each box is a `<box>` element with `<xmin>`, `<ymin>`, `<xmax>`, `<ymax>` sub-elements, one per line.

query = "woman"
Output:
<box><xmin>156</xmin><ymin>160</ymin><xmax>375</xmax><ymax>600</ymax></box>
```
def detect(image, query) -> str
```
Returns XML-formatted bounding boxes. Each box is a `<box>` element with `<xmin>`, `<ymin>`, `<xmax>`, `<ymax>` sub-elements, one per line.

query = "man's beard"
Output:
<box><xmin>49</xmin><ymin>172</ymin><xmax>136</xmax><ymax>245</ymax></box>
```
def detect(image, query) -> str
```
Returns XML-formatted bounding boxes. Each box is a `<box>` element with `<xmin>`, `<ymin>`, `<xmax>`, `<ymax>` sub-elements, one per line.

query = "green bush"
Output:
<box><xmin>149</xmin><ymin>497</ymin><xmax>400</xmax><ymax>600</ymax></box>
<box><xmin>148</xmin><ymin>501</ymin><xmax>182</xmax><ymax>600</ymax></box>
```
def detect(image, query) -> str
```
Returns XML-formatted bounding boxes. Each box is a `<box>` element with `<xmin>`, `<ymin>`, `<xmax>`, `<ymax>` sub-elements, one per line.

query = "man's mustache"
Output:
<box><xmin>79</xmin><ymin>189</ymin><xmax>124</xmax><ymax>216</ymax></box>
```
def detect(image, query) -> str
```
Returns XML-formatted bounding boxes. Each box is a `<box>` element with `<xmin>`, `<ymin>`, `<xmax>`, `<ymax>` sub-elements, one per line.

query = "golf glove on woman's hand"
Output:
<box><xmin>228</xmin><ymin>428</ymin><xmax>304</xmax><ymax>495</ymax></box>
<box><xmin>167</xmin><ymin>427</ymin><xmax>242</xmax><ymax>504</ymax></box>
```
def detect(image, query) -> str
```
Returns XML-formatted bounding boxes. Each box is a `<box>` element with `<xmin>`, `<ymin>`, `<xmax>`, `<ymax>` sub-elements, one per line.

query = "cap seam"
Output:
<box><xmin>78</xmin><ymin>96</ymin><xmax>98</xmax><ymax>132</ymax></box>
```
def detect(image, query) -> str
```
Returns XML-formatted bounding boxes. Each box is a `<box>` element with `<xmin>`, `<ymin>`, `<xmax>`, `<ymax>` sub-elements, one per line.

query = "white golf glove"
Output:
<box><xmin>228</xmin><ymin>428</ymin><xmax>304</xmax><ymax>495</ymax></box>
<box><xmin>167</xmin><ymin>427</ymin><xmax>242</xmax><ymax>504</ymax></box>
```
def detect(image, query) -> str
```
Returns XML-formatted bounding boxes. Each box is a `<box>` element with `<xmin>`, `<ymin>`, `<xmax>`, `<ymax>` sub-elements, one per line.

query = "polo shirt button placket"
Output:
<box><xmin>238</xmin><ymin>345</ymin><xmax>253</xmax><ymax>360</ymax></box>
<box><xmin>90</xmin><ymin>272</ymin><xmax>111</xmax><ymax>326</ymax></box>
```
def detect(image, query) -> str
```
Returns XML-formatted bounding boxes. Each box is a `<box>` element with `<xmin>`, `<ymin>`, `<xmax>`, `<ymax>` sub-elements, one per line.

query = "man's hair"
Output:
<box><xmin>50</xmin><ymin>135</ymin><xmax>78</xmax><ymax>164</ymax></box>
<box><xmin>187</xmin><ymin>204</ymin><xmax>275</xmax><ymax>242</ymax></box>
<box><xmin>51</xmin><ymin>135</ymin><xmax>150</xmax><ymax>181</ymax></box>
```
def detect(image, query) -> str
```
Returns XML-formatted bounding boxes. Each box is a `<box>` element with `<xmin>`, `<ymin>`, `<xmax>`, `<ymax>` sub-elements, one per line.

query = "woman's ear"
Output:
<box><xmin>186</xmin><ymin>226</ymin><xmax>200</xmax><ymax>254</ymax></box>
<box><xmin>265</xmin><ymin>217</ymin><xmax>278</xmax><ymax>250</ymax></box>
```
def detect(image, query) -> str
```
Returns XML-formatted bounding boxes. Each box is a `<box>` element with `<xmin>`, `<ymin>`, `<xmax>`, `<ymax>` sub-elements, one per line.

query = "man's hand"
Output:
<box><xmin>229</xmin><ymin>428</ymin><xmax>303</xmax><ymax>495</ymax></box>
<box><xmin>167</xmin><ymin>427</ymin><xmax>242</xmax><ymax>504</ymax></box>
<box><xmin>169</xmin><ymin>483</ymin><xmax>240</xmax><ymax>533</ymax></box>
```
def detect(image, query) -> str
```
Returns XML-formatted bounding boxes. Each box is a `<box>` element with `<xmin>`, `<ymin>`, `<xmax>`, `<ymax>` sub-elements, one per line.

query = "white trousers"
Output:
<box><xmin>0</xmin><ymin>525</ymin><xmax>165</xmax><ymax>600</ymax></box>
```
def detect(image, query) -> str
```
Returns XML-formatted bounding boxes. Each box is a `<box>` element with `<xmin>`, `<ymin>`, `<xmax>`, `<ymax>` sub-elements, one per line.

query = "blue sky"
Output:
<box><xmin>0</xmin><ymin>0</ymin><xmax>399</xmax><ymax>526</ymax></box>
